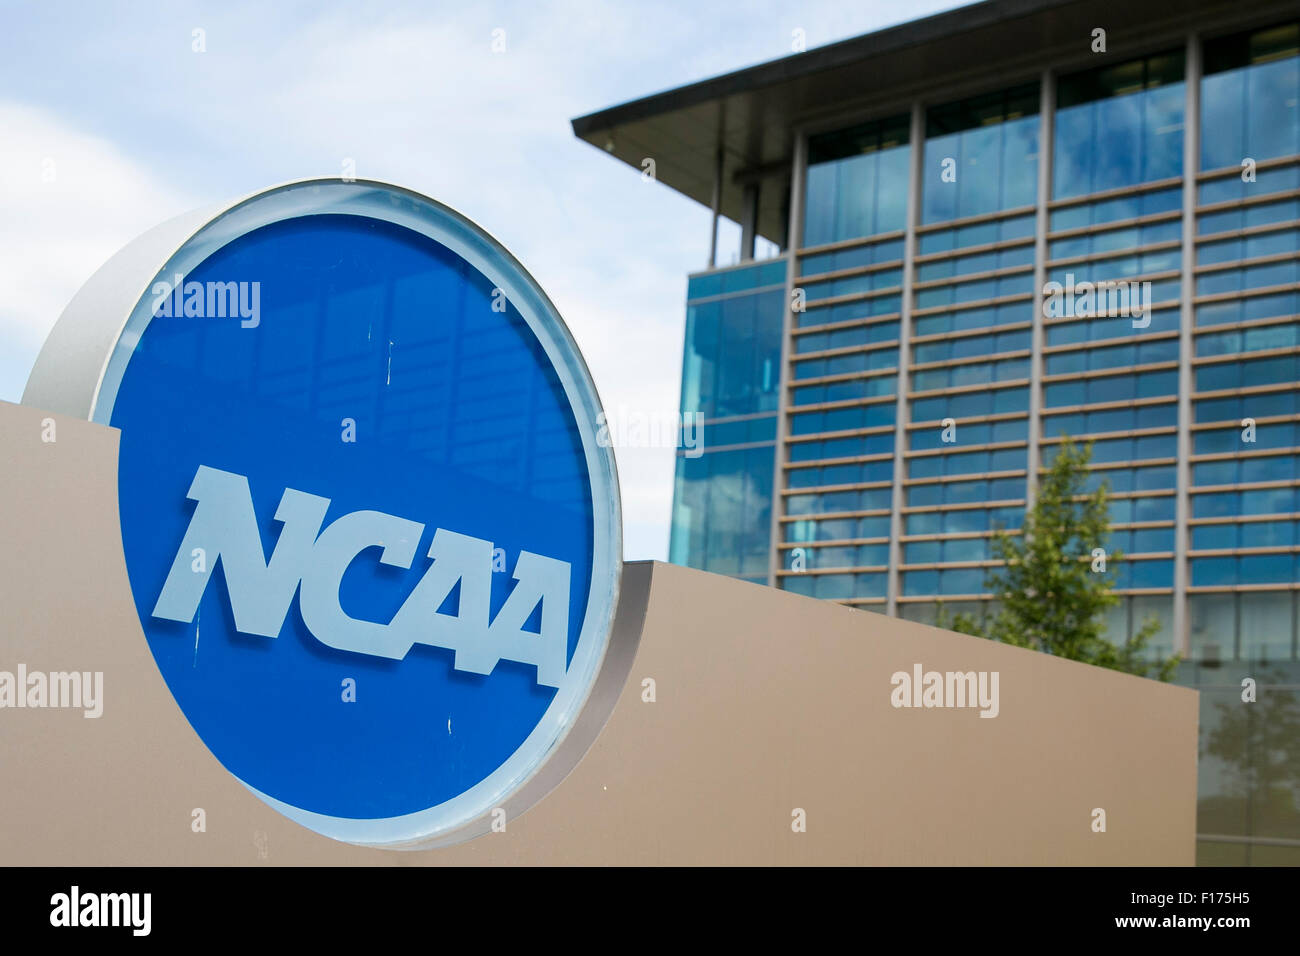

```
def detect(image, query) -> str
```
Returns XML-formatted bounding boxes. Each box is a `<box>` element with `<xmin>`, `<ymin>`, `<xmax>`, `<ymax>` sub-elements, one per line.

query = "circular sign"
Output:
<box><xmin>76</xmin><ymin>181</ymin><xmax>620</xmax><ymax>846</ymax></box>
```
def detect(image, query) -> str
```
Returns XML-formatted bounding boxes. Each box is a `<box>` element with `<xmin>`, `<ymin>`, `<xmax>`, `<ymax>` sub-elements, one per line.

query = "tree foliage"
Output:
<box><xmin>935</xmin><ymin>437</ymin><xmax>1179</xmax><ymax>681</ymax></box>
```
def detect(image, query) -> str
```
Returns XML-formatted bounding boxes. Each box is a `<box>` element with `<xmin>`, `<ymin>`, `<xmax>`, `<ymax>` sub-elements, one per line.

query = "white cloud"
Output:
<box><xmin>0</xmin><ymin>100</ymin><xmax>196</xmax><ymax>397</ymax></box>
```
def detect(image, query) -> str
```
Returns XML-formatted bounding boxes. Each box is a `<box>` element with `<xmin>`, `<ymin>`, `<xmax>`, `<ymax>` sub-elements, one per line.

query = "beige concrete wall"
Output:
<box><xmin>0</xmin><ymin>400</ymin><xmax>1198</xmax><ymax>864</ymax></box>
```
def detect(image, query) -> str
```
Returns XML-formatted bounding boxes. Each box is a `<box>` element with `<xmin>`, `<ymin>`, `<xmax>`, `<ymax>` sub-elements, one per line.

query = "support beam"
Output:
<box><xmin>739</xmin><ymin>182</ymin><xmax>759</xmax><ymax>261</ymax></box>
<box><xmin>1174</xmin><ymin>32</ymin><xmax>1201</xmax><ymax>659</ymax></box>
<box><xmin>885</xmin><ymin>101</ymin><xmax>925</xmax><ymax>618</ymax></box>
<box><xmin>766</xmin><ymin>133</ymin><xmax>806</xmax><ymax>589</ymax></box>
<box><xmin>708</xmin><ymin>145</ymin><xmax>722</xmax><ymax>268</ymax></box>
<box><xmin>1028</xmin><ymin>69</ymin><xmax>1053</xmax><ymax>512</ymax></box>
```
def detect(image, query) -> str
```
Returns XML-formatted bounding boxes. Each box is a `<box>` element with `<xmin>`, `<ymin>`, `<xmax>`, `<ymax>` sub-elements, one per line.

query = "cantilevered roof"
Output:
<box><xmin>571</xmin><ymin>0</ymin><xmax>1284</xmax><ymax>245</ymax></box>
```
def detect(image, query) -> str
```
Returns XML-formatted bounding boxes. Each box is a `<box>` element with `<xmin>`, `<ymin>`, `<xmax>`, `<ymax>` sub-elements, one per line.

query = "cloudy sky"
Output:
<box><xmin>0</xmin><ymin>0</ymin><xmax>968</xmax><ymax>559</ymax></box>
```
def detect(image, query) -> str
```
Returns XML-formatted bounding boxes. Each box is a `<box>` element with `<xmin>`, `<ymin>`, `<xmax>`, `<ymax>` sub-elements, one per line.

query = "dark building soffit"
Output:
<box><xmin>571</xmin><ymin>0</ymin><xmax>1286</xmax><ymax>246</ymax></box>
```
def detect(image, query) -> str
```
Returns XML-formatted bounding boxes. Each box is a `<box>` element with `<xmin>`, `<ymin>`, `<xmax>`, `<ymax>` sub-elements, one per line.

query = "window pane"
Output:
<box><xmin>1189</xmin><ymin>593</ymin><xmax>1236</xmax><ymax>661</ymax></box>
<box><xmin>1238</xmin><ymin>592</ymin><xmax>1293</xmax><ymax>663</ymax></box>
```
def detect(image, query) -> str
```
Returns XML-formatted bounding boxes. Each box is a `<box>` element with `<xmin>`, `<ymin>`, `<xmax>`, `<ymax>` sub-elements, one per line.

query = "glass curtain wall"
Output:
<box><xmin>779</xmin><ymin>115</ymin><xmax>911</xmax><ymax>603</ymax></box>
<box><xmin>1042</xmin><ymin>50</ymin><xmax>1186</xmax><ymax>655</ymax></box>
<box><xmin>1183</xmin><ymin>21</ymin><xmax>1300</xmax><ymax>865</ymax></box>
<box><xmin>702</xmin><ymin>16</ymin><xmax>1300</xmax><ymax>863</ymax></box>
<box><xmin>899</xmin><ymin>84</ymin><xmax>1040</xmax><ymax>625</ymax></box>
<box><xmin>669</xmin><ymin>259</ymin><xmax>786</xmax><ymax>583</ymax></box>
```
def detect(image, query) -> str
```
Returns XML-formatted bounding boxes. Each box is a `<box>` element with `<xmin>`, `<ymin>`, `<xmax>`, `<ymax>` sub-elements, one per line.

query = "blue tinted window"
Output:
<box><xmin>1054</xmin><ymin>52</ymin><xmax>1185</xmax><ymax>199</ymax></box>
<box><xmin>907</xmin><ymin>512</ymin><xmax>943</xmax><ymax>535</ymax></box>
<box><xmin>919</xmin><ymin>215</ymin><xmax>1036</xmax><ymax>255</ymax></box>
<box><xmin>1196</xmin><ymin>354</ymin><xmax>1299</xmax><ymax>391</ymax></box>
<box><xmin>1240</xmin><ymin>520</ymin><xmax>1296</xmax><ymax>548</ymax></box>
<box><xmin>923</xmin><ymin>84</ymin><xmax>1039</xmax><ymax>223</ymax></box>
<box><xmin>903</xmin><ymin>570</ymin><xmax>940</xmax><ymax>594</ymax></box>
<box><xmin>805</xmin><ymin>116</ymin><xmax>911</xmax><ymax>246</ymax></box>
<box><xmin>673</xmin><ymin>263</ymin><xmax>788</xmax><ymax>579</ymax></box>
<box><xmin>699</xmin><ymin>415</ymin><xmax>777</xmax><ymax>448</ymax></box>
<box><xmin>1192</xmin><ymin>557</ymin><xmax>1238</xmax><ymax>587</ymax></box>
<box><xmin>670</xmin><ymin>443</ymin><xmax>775</xmax><ymax>579</ymax></box>
<box><xmin>940</xmin><ymin>567</ymin><xmax>988</xmax><ymax>594</ymax></box>
<box><xmin>1191</xmin><ymin>523</ymin><xmax>1237</xmax><ymax>549</ymax></box>
<box><xmin>904</xmin><ymin>540</ymin><xmax>942</xmax><ymax>563</ymax></box>
<box><xmin>1201</xmin><ymin>23</ymin><xmax>1300</xmax><ymax>170</ymax></box>
<box><xmin>680</xmin><ymin>284</ymin><xmax>783</xmax><ymax>419</ymax></box>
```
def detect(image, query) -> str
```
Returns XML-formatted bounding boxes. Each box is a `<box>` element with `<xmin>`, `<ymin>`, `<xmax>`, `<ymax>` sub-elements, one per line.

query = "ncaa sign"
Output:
<box><xmin>24</xmin><ymin>180</ymin><xmax>622</xmax><ymax>848</ymax></box>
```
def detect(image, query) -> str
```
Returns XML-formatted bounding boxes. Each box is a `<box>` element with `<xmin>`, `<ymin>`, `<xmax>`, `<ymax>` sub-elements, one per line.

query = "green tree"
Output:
<box><xmin>935</xmin><ymin>437</ymin><xmax>1179</xmax><ymax>681</ymax></box>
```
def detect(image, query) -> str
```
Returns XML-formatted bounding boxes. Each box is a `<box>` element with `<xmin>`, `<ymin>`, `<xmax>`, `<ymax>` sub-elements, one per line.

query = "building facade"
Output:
<box><xmin>668</xmin><ymin>259</ymin><xmax>784</xmax><ymax>584</ymax></box>
<box><xmin>575</xmin><ymin>0</ymin><xmax>1300</xmax><ymax>863</ymax></box>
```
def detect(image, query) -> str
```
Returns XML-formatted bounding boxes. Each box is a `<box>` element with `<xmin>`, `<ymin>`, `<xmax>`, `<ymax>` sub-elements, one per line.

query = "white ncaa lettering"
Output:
<box><xmin>152</xmin><ymin>465</ymin><xmax>571</xmax><ymax>687</ymax></box>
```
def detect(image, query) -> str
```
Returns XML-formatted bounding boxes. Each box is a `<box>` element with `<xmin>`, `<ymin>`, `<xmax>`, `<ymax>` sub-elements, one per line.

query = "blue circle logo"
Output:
<box><xmin>94</xmin><ymin>181</ymin><xmax>620</xmax><ymax>846</ymax></box>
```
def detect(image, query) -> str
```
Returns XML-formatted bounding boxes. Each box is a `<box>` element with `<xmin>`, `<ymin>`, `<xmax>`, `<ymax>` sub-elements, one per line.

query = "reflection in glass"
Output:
<box><xmin>804</xmin><ymin>115</ymin><xmax>911</xmax><ymax>246</ymax></box>
<box><xmin>923</xmin><ymin>84</ymin><xmax>1039</xmax><ymax>224</ymax></box>
<box><xmin>1054</xmin><ymin>51</ymin><xmax>1185</xmax><ymax>199</ymax></box>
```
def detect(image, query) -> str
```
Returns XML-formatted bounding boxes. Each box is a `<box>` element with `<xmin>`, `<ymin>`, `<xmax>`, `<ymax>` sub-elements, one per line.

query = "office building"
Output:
<box><xmin>574</xmin><ymin>0</ymin><xmax>1300</xmax><ymax>863</ymax></box>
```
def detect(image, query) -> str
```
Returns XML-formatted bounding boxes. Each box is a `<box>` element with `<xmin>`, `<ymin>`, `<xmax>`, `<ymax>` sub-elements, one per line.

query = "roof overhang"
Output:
<box><xmin>571</xmin><ymin>0</ymin><xmax>1291</xmax><ymax>246</ymax></box>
